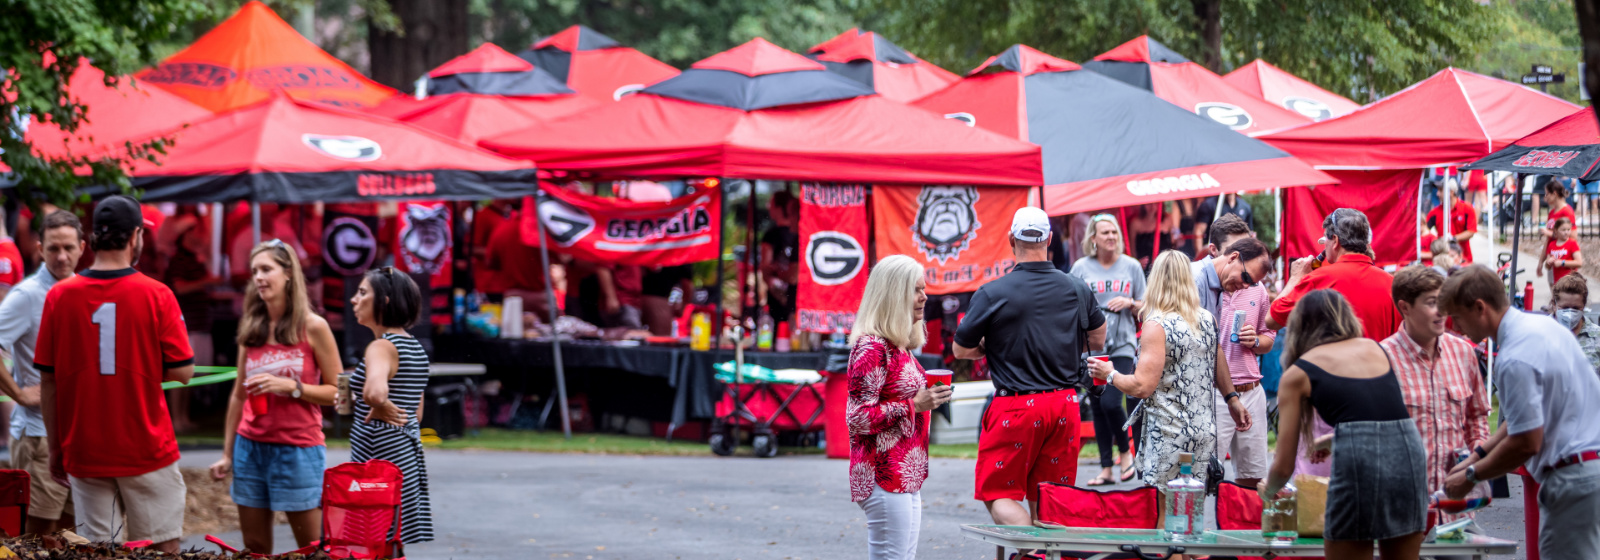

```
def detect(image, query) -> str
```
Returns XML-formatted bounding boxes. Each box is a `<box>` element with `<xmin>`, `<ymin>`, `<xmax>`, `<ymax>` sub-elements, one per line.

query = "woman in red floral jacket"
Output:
<box><xmin>848</xmin><ymin>254</ymin><xmax>953</xmax><ymax>560</ymax></box>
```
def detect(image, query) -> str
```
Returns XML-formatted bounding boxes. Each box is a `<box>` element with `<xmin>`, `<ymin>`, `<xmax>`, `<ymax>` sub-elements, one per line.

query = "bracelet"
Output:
<box><xmin>1475</xmin><ymin>445</ymin><xmax>1488</xmax><ymax>460</ymax></box>
<box><xmin>1224</xmin><ymin>391</ymin><xmax>1241</xmax><ymax>402</ymax></box>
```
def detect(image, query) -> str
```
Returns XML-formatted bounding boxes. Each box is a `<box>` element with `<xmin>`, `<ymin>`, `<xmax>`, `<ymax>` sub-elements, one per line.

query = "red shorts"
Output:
<box><xmin>974</xmin><ymin>389</ymin><xmax>1082</xmax><ymax>503</ymax></box>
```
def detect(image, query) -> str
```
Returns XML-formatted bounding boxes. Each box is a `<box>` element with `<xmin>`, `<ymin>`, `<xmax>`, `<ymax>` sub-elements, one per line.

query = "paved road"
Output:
<box><xmin>178</xmin><ymin>449</ymin><xmax>1533</xmax><ymax>559</ymax></box>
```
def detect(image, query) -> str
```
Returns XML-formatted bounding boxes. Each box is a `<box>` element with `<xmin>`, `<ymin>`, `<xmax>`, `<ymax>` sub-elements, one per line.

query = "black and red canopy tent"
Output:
<box><xmin>516</xmin><ymin>25</ymin><xmax>680</xmax><ymax>101</ymax></box>
<box><xmin>1466</xmin><ymin>106</ymin><xmax>1600</xmax><ymax>180</ymax></box>
<box><xmin>91</xmin><ymin>94</ymin><xmax>538</xmax><ymax>202</ymax></box>
<box><xmin>912</xmin><ymin>45</ymin><xmax>1331</xmax><ymax>216</ymax></box>
<box><xmin>1082</xmin><ymin>36</ymin><xmax>1309</xmax><ymax>134</ymax></box>
<box><xmin>481</xmin><ymin>38</ymin><xmax>1041</xmax><ymax>185</ymax></box>
<box><xmin>805</xmin><ymin>28</ymin><xmax>959</xmax><ymax>103</ymax></box>
<box><xmin>366</xmin><ymin>43</ymin><xmax>599</xmax><ymax>145</ymax></box>
<box><xmin>419</xmin><ymin>42</ymin><xmax>573</xmax><ymax>97</ymax></box>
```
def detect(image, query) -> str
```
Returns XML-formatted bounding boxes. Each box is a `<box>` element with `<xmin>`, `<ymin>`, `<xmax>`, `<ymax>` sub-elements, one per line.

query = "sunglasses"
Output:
<box><xmin>1241</xmin><ymin>268</ymin><xmax>1256</xmax><ymax>286</ymax></box>
<box><xmin>262</xmin><ymin>238</ymin><xmax>288</xmax><ymax>249</ymax></box>
<box><xmin>1089</xmin><ymin>213</ymin><xmax>1117</xmax><ymax>224</ymax></box>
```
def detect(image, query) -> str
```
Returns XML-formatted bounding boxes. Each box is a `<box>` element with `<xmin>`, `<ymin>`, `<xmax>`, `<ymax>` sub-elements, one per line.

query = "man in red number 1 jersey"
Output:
<box><xmin>35</xmin><ymin>196</ymin><xmax>194</xmax><ymax>551</ymax></box>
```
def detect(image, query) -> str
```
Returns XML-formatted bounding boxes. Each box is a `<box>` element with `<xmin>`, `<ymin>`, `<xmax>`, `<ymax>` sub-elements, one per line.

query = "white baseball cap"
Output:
<box><xmin>1011</xmin><ymin>207</ymin><xmax>1051</xmax><ymax>242</ymax></box>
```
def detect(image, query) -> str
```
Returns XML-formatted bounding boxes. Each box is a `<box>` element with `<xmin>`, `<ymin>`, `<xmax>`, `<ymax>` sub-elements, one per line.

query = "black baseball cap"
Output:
<box><xmin>92</xmin><ymin>195</ymin><xmax>154</xmax><ymax>237</ymax></box>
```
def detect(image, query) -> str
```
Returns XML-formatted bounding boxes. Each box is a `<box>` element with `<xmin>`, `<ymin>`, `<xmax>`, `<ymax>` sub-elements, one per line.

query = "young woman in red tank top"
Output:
<box><xmin>208</xmin><ymin>241</ymin><xmax>343</xmax><ymax>554</ymax></box>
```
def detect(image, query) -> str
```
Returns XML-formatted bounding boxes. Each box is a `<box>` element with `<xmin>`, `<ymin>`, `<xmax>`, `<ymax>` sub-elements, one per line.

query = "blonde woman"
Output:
<box><xmin>1089</xmin><ymin>250</ymin><xmax>1217</xmax><ymax>487</ymax></box>
<box><xmin>847</xmin><ymin>255</ymin><xmax>951</xmax><ymax>560</ymax></box>
<box><xmin>1070</xmin><ymin>214</ymin><xmax>1144</xmax><ymax>486</ymax></box>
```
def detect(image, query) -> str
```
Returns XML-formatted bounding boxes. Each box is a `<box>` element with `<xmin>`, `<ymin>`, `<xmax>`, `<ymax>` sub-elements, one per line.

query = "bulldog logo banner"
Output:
<box><xmin>394</xmin><ymin>201</ymin><xmax>454</xmax><ymax>326</ymax></box>
<box><xmin>796</xmin><ymin>183</ymin><xmax>868</xmax><ymax>332</ymax></box>
<box><xmin>521</xmin><ymin>187</ymin><xmax>720</xmax><ymax>266</ymax></box>
<box><xmin>875</xmin><ymin>185</ymin><xmax>1029</xmax><ymax>295</ymax></box>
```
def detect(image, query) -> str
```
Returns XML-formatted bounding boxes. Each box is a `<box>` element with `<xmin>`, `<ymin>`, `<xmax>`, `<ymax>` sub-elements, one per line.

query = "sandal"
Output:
<box><xmin>1085</xmin><ymin>475</ymin><xmax>1115</xmax><ymax>487</ymax></box>
<box><xmin>1121</xmin><ymin>460</ymin><xmax>1138</xmax><ymax>482</ymax></box>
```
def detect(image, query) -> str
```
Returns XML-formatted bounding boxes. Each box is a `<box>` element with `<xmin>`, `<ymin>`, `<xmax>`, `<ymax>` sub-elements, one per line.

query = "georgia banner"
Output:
<box><xmin>393</xmin><ymin>200</ymin><xmax>454</xmax><ymax>326</ymax></box>
<box><xmin>796</xmin><ymin>183</ymin><xmax>869</xmax><ymax>332</ymax></box>
<box><xmin>521</xmin><ymin>186</ymin><xmax>721</xmax><ymax>266</ymax></box>
<box><xmin>874</xmin><ymin>185</ymin><xmax>1031</xmax><ymax>295</ymax></box>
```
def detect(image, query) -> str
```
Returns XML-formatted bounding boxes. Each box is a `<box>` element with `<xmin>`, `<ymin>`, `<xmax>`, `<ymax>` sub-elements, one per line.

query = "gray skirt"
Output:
<box><xmin>1325</xmin><ymin>419</ymin><xmax>1429</xmax><ymax>541</ymax></box>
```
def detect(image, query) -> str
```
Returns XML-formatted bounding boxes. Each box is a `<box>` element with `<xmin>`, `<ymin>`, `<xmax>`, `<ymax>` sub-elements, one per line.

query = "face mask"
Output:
<box><xmin>1555</xmin><ymin>308</ymin><xmax>1583</xmax><ymax>330</ymax></box>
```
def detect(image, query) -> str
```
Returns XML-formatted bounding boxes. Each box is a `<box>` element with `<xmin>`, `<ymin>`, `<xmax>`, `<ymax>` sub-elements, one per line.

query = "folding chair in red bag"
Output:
<box><xmin>322</xmin><ymin>460</ymin><xmax>407</xmax><ymax>559</ymax></box>
<box><xmin>0</xmin><ymin>470</ymin><xmax>29</xmax><ymax>538</ymax></box>
<box><xmin>1035</xmin><ymin>483</ymin><xmax>1159</xmax><ymax>559</ymax></box>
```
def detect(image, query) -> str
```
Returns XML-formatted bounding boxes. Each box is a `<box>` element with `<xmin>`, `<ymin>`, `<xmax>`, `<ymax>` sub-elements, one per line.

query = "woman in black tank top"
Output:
<box><xmin>1262</xmin><ymin>290</ymin><xmax>1428</xmax><ymax>559</ymax></box>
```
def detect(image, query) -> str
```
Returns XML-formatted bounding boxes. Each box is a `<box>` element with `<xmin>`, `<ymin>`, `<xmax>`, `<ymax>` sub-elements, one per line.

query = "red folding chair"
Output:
<box><xmin>0</xmin><ymin>470</ymin><xmax>29</xmax><ymax>538</ymax></box>
<box><xmin>322</xmin><ymin>460</ymin><xmax>407</xmax><ymax>559</ymax></box>
<box><xmin>1036</xmin><ymin>483</ymin><xmax>1160</xmax><ymax>559</ymax></box>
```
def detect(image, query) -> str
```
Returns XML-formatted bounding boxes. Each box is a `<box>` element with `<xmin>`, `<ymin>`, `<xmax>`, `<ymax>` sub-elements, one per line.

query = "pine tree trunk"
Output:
<box><xmin>1192</xmin><ymin>0</ymin><xmax>1223</xmax><ymax>72</ymax></box>
<box><xmin>368</xmin><ymin>0</ymin><xmax>470</xmax><ymax>93</ymax></box>
<box><xmin>1578</xmin><ymin>0</ymin><xmax>1600</xmax><ymax>128</ymax></box>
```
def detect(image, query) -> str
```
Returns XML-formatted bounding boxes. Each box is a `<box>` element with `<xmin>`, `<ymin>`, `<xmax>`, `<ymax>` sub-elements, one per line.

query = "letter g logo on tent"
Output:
<box><xmin>807</xmin><ymin>231</ymin><xmax>864</xmax><ymax>286</ymax></box>
<box><xmin>1194</xmin><ymin>102</ymin><xmax>1254</xmax><ymax>130</ymax></box>
<box><xmin>303</xmin><ymin>134</ymin><xmax>382</xmax><ymax>161</ymax></box>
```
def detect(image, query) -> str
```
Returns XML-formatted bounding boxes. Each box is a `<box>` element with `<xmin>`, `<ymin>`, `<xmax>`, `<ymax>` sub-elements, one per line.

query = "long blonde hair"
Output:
<box><xmin>237</xmin><ymin>241</ymin><xmax>311</xmax><ymax>347</ymax></box>
<box><xmin>1142</xmin><ymin>250</ymin><xmax>1202</xmax><ymax>327</ymax></box>
<box><xmin>851</xmin><ymin>255</ymin><xmax>927</xmax><ymax>351</ymax></box>
<box><xmin>1080</xmin><ymin>214</ymin><xmax>1124</xmax><ymax>258</ymax></box>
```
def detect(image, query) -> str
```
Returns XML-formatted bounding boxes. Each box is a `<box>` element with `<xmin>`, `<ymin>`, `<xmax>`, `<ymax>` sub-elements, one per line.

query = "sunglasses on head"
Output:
<box><xmin>262</xmin><ymin>238</ymin><xmax>288</xmax><ymax>249</ymax></box>
<box><xmin>1090</xmin><ymin>213</ymin><xmax>1117</xmax><ymax>224</ymax></box>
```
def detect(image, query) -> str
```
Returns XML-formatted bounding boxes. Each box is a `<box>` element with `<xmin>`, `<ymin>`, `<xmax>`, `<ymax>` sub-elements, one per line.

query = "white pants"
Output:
<box><xmin>858</xmin><ymin>485</ymin><xmax>921</xmax><ymax>560</ymax></box>
<box><xmin>1214</xmin><ymin>385</ymin><xmax>1270</xmax><ymax>480</ymax></box>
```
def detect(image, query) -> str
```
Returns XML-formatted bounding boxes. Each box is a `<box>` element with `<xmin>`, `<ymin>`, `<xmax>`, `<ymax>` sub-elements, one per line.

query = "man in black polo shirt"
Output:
<box><xmin>955</xmin><ymin>207</ymin><xmax>1107</xmax><ymax>526</ymax></box>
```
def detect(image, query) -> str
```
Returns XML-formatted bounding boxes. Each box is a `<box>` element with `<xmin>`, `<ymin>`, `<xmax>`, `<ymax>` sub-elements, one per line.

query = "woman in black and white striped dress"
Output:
<box><xmin>347</xmin><ymin>267</ymin><xmax>435</xmax><ymax>543</ymax></box>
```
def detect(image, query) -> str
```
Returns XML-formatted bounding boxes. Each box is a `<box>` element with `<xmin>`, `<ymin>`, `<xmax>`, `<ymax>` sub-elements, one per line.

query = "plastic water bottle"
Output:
<box><xmin>1163</xmin><ymin>453</ymin><xmax>1205</xmax><ymax>542</ymax></box>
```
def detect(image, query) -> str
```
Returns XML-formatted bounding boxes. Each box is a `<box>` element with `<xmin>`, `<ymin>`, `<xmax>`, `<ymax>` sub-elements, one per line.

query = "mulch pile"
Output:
<box><xmin>0</xmin><ymin>532</ymin><xmax>328</xmax><ymax>559</ymax></box>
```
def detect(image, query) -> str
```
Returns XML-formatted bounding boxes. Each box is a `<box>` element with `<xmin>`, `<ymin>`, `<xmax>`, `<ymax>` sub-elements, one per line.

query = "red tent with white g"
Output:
<box><xmin>912</xmin><ymin>45</ymin><xmax>1332</xmax><ymax>215</ymax></box>
<box><xmin>805</xmin><ymin>28</ymin><xmax>959</xmax><ymax>102</ymax></box>
<box><xmin>1259</xmin><ymin>67</ymin><xmax>1580</xmax><ymax>169</ymax></box>
<box><xmin>1223</xmin><ymin>59</ymin><xmax>1362</xmax><ymax>121</ymax></box>
<box><xmin>137</xmin><ymin>1</ymin><xmax>398</xmax><ymax>112</ymax></box>
<box><xmin>91</xmin><ymin>94</ymin><xmax>536</xmax><ymax>202</ymax></box>
<box><xmin>1083</xmin><ymin>36</ymin><xmax>1309</xmax><ymax>134</ymax></box>
<box><xmin>481</xmin><ymin>38</ymin><xmax>1041</xmax><ymax>186</ymax></box>
<box><xmin>516</xmin><ymin>25</ymin><xmax>680</xmax><ymax>101</ymax></box>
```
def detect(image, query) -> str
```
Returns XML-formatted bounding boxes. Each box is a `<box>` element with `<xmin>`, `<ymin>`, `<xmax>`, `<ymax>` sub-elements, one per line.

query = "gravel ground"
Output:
<box><xmin>178</xmin><ymin>448</ymin><xmax>1534</xmax><ymax>560</ymax></box>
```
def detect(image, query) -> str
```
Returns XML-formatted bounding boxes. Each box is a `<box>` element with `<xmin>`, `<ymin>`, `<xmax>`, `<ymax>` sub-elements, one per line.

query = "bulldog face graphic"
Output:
<box><xmin>912</xmin><ymin>186</ymin><xmax>981</xmax><ymax>264</ymax></box>
<box><xmin>399</xmin><ymin>203</ymin><xmax>451</xmax><ymax>275</ymax></box>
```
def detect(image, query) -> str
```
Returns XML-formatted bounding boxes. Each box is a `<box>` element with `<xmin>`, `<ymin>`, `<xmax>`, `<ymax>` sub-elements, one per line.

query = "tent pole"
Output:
<box><xmin>1152</xmin><ymin>202</ymin><xmax>1163</xmax><ymax>255</ymax></box>
<box><xmin>1417</xmin><ymin>172</ymin><xmax>1427</xmax><ymax>263</ymax></box>
<box><xmin>1274</xmin><ymin>187</ymin><xmax>1283</xmax><ymax>280</ymax></box>
<box><xmin>1508</xmin><ymin>173</ymin><xmax>1524</xmax><ymax>303</ymax></box>
<box><xmin>711</xmin><ymin>181</ymin><xmax>728</xmax><ymax>361</ymax></box>
<box><xmin>1212</xmin><ymin>193</ymin><xmax>1225</xmax><ymax>223</ymax></box>
<box><xmin>533</xmin><ymin>191</ymin><xmax>572</xmax><ymax>439</ymax></box>
<box><xmin>251</xmin><ymin>202</ymin><xmax>262</xmax><ymax>246</ymax></box>
<box><xmin>211</xmin><ymin>203</ymin><xmax>224</xmax><ymax>278</ymax></box>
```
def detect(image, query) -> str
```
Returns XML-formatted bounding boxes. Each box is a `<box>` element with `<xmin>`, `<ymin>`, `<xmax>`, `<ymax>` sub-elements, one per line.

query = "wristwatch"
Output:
<box><xmin>1224</xmin><ymin>392</ymin><xmax>1241</xmax><ymax>403</ymax></box>
<box><xmin>1465</xmin><ymin>465</ymin><xmax>1480</xmax><ymax>486</ymax></box>
<box><xmin>291</xmin><ymin>379</ymin><xmax>303</xmax><ymax>399</ymax></box>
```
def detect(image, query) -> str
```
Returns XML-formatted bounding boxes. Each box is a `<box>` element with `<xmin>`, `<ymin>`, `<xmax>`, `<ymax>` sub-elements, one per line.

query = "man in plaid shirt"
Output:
<box><xmin>1379</xmin><ymin>266</ymin><xmax>1490</xmax><ymax>522</ymax></box>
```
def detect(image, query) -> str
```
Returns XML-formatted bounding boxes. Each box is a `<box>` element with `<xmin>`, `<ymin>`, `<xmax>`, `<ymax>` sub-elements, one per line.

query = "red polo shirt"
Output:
<box><xmin>1426</xmin><ymin>200</ymin><xmax>1476</xmax><ymax>263</ymax></box>
<box><xmin>1271</xmin><ymin>254</ymin><xmax>1402</xmax><ymax>341</ymax></box>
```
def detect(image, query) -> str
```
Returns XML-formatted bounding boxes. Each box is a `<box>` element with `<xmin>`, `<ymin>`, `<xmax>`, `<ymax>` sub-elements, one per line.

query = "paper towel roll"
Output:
<box><xmin>502</xmin><ymin>296</ymin><xmax>524</xmax><ymax>338</ymax></box>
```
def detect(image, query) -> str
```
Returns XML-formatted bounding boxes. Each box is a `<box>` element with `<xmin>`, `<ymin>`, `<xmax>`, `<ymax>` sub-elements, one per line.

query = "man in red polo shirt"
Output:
<box><xmin>1267</xmin><ymin>208</ymin><xmax>1402</xmax><ymax>339</ymax></box>
<box><xmin>1426</xmin><ymin>180</ymin><xmax>1477</xmax><ymax>264</ymax></box>
<box><xmin>35</xmin><ymin>196</ymin><xmax>194</xmax><ymax>552</ymax></box>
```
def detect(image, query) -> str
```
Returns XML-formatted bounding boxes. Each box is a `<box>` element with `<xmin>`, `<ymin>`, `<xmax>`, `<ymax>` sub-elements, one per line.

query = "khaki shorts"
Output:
<box><xmin>71</xmin><ymin>461</ymin><xmax>186</xmax><ymax>543</ymax></box>
<box><xmin>1214</xmin><ymin>385</ymin><xmax>1270</xmax><ymax>480</ymax></box>
<box><xmin>10</xmin><ymin>436</ymin><xmax>72</xmax><ymax>520</ymax></box>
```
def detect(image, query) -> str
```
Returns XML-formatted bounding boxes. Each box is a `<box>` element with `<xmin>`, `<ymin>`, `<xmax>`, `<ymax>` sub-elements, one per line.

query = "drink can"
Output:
<box><xmin>337</xmin><ymin>373</ymin><xmax>353</xmax><ymax>415</ymax></box>
<box><xmin>1231</xmin><ymin>310</ymin><xmax>1247</xmax><ymax>343</ymax></box>
<box><xmin>1452</xmin><ymin>447</ymin><xmax>1472</xmax><ymax>467</ymax></box>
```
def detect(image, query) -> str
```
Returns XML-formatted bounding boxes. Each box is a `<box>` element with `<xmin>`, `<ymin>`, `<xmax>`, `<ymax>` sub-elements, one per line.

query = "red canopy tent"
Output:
<box><xmin>366</xmin><ymin>44</ymin><xmax>598</xmax><ymax>145</ymax></box>
<box><xmin>137</xmin><ymin>1</ymin><xmax>398</xmax><ymax>112</ymax></box>
<box><xmin>517</xmin><ymin>25</ymin><xmax>680</xmax><ymax>101</ymax></box>
<box><xmin>912</xmin><ymin>45</ymin><xmax>1332</xmax><ymax>215</ymax></box>
<box><xmin>1466</xmin><ymin>106</ymin><xmax>1600</xmax><ymax>181</ymax></box>
<box><xmin>1223</xmin><ymin>59</ymin><xmax>1362</xmax><ymax>121</ymax></box>
<box><xmin>93</xmin><ymin>94</ymin><xmax>537</xmax><ymax>202</ymax></box>
<box><xmin>481</xmin><ymin>38</ymin><xmax>1042</xmax><ymax>186</ymax></box>
<box><xmin>1083</xmin><ymin>36</ymin><xmax>1310</xmax><ymax>134</ymax></box>
<box><xmin>805</xmin><ymin>29</ymin><xmax>959</xmax><ymax>102</ymax></box>
<box><xmin>1260</xmin><ymin>68</ymin><xmax>1580</xmax><ymax>169</ymax></box>
<box><xmin>24</xmin><ymin>62</ymin><xmax>212</xmax><ymax>157</ymax></box>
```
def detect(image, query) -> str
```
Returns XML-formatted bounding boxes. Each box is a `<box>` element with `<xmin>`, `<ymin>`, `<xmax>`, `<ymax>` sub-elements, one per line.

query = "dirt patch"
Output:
<box><xmin>182</xmin><ymin>468</ymin><xmax>287</xmax><ymax>537</ymax></box>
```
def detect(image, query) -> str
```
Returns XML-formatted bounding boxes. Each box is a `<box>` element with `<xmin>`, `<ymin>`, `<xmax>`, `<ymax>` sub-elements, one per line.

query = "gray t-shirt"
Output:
<box><xmin>1070</xmin><ymin>255</ymin><xmax>1146</xmax><ymax>359</ymax></box>
<box><xmin>1494</xmin><ymin>309</ymin><xmax>1600</xmax><ymax>484</ymax></box>
<box><xmin>0</xmin><ymin>270</ymin><xmax>66</xmax><ymax>440</ymax></box>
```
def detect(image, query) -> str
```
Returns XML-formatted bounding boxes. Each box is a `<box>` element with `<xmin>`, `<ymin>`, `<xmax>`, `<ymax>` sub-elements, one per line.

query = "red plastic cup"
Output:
<box><xmin>925</xmin><ymin>369</ymin><xmax>954</xmax><ymax>388</ymax></box>
<box><xmin>1089</xmin><ymin>356</ymin><xmax>1109</xmax><ymax>385</ymax></box>
<box><xmin>251</xmin><ymin>393</ymin><xmax>270</xmax><ymax>415</ymax></box>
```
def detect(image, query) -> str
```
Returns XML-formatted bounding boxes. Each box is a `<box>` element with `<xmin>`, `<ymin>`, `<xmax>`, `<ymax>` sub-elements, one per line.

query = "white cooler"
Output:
<box><xmin>930</xmin><ymin>380</ymin><xmax>994</xmax><ymax>445</ymax></box>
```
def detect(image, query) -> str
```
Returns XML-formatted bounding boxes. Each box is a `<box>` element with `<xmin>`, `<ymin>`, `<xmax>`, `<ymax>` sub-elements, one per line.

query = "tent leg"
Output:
<box><xmin>1417</xmin><ymin>171</ymin><xmax>1428</xmax><ymax>263</ymax></box>
<box><xmin>251</xmin><ymin>202</ymin><xmax>262</xmax><ymax>246</ymax></box>
<box><xmin>211</xmin><ymin>203</ymin><xmax>225</xmax><ymax>278</ymax></box>
<box><xmin>1508</xmin><ymin>174</ymin><xmax>1524</xmax><ymax>304</ymax></box>
<box><xmin>1274</xmin><ymin>187</ymin><xmax>1284</xmax><ymax>279</ymax></box>
<box><xmin>534</xmin><ymin>192</ymin><xmax>572</xmax><ymax>439</ymax></box>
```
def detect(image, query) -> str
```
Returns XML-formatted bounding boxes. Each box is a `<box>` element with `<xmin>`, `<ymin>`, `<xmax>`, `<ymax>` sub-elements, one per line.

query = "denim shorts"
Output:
<box><xmin>231</xmin><ymin>435</ymin><xmax>326</xmax><ymax>512</ymax></box>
